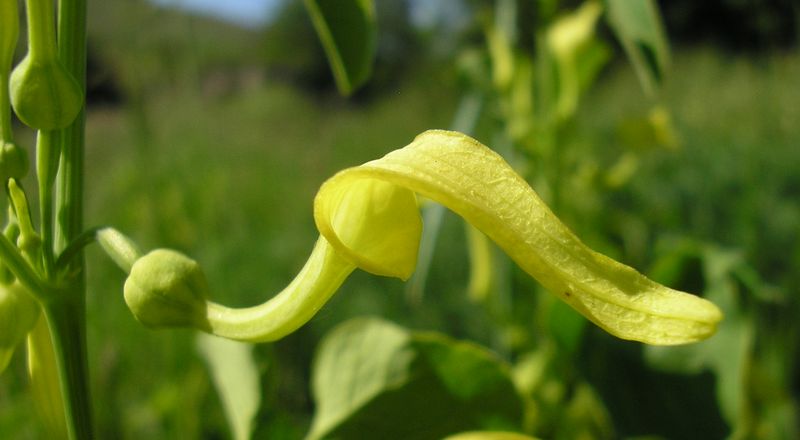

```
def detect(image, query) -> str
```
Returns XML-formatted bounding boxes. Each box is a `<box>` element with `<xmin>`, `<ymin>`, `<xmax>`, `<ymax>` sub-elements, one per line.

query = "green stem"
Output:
<box><xmin>36</xmin><ymin>130</ymin><xmax>59</xmax><ymax>276</ymax></box>
<box><xmin>56</xmin><ymin>226</ymin><xmax>141</xmax><ymax>273</ymax></box>
<box><xmin>56</xmin><ymin>0</ymin><xmax>86</xmax><ymax>254</ymax></box>
<box><xmin>0</xmin><ymin>72</ymin><xmax>11</xmax><ymax>141</ymax></box>
<box><xmin>0</xmin><ymin>230</ymin><xmax>47</xmax><ymax>294</ymax></box>
<box><xmin>25</xmin><ymin>0</ymin><xmax>58</xmax><ymax>61</ymax></box>
<box><xmin>41</xmin><ymin>295</ymin><xmax>92</xmax><ymax>440</ymax></box>
<box><xmin>50</xmin><ymin>0</ymin><xmax>91</xmax><ymax>438</ymax></box>
<box><xmin>0</xmin><ymin>0</ymin><xmax>15</xmax><ymax>141</ymax></box>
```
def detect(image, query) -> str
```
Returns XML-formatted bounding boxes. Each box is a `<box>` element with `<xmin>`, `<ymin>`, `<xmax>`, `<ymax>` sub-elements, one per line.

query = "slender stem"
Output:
<box><xmin>53</xmin><ymin>226</ymin><xmax>99</xmax><ymax>271</ymax></box>
<box><xmin>0</xmin><ymin>230</ymin><xmax>47</xmax><ymax>294</ymax></box>
<box><xmin>56</xmin><ymin>226</ymin><xmax>141</xmax><ymax>273</ymax></box>
<box><xmin>95</xmin><ymin>227</ymin><xmax>141</xmax><ymax>273</ymax></box>
<box><xmin>25</xmin><ymin>0</ymin><xmax>58</xmax><ymax>61</ymax></box>
<box><xmin>36</xmin><ymin>130</ymin><xmax>59</xmax><ymax>276</ymax></box>
<box><xmin>0</xmin><ymin>72</ymin><xmax>11</xmax><ymax>141</ymax></box>
<box><xmin>41</xmin><ymin>295</ymin><xmax>92</xmax><ymax>440</ymax></box>
<box><xmin>0</xmin><ymin>0</ymin><xmax>15</xmax><ymax>141</ymax></box>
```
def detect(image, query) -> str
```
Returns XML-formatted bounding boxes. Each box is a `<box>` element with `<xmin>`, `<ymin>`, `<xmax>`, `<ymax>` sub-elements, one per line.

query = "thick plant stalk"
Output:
<box><xmin>49</xmin><ymin>0</ymin><xmax>92</xmax><ymax>438</ymax></box>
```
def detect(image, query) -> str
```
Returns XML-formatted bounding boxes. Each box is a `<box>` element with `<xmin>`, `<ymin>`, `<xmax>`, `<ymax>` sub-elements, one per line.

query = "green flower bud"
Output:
<box><xmin>0</xmin><ymin>281</ymin><xmax>40</xmax><ymax>372</ymax></box>
<box><xmin>0</xmin><ymin>141</ymin><xmax>29</xmax><ymax>181</ymax></box>
<box><xmin>10</xmin><ymin>56</ymin><xmax>83</xmax><ymax>130</ymax></box>
<box><xmin>124</xmin><ymin>249</ymin><xmax>210</xmax><ymax>329</ymax></box>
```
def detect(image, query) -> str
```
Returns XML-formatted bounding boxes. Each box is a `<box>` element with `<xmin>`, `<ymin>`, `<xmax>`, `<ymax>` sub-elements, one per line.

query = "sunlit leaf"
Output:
<box><xmin>304</xmin><ymin>0</ymin><xmax>376</xmax><ymax>95</ymax></box>
<box><xmin>197</xmin><ymin>333</ymin><xmax>261</xmax><ymax>440</ymax></box>
<box><xmin>605</xmin><ymin>0</ymin><xmax>669</xmax><ymax>95</ymax></box>
<box><xmin>308</xmin><ymin>317</ymin><xmax>523</xmax><ymax>440</ymax></box>
<box><xmin>307</xmin><ymin>317</ymin><xmax>415</xmax><ymax>439</ymax></box>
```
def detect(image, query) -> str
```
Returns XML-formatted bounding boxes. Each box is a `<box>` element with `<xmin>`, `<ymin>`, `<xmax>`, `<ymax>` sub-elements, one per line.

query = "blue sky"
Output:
<box><xmin>149</xmin><ymin>0</ymin><xmax>468</xmax><ymax>30</ymax></box>
<box><xmin>149</xmin><ymin>0</ymin><xmax>285</xmax><ymax>28</ymax></box>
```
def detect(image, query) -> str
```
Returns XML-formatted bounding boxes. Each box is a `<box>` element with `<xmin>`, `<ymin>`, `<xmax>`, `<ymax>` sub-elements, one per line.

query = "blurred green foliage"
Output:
<box><xmin>308</xmin><ymin>317</ymin><xmax>522</xmax><ymax>439</ymax></box>
<box><xmin>0</xmin><ymin>0</ymin><xmax>798</xmax><ymax>438</ymax></box>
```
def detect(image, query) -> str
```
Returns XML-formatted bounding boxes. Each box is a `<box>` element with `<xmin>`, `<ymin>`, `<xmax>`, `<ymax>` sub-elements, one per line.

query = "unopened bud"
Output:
<box><xmin>124</xmin><ymin>249</ymin><xmax>209</xmax><ymax>329</ymax></box>
<box><xmin>10</xmin><ymin>56</ymin><xmax>83</xmax><ymax>130</ymax></box>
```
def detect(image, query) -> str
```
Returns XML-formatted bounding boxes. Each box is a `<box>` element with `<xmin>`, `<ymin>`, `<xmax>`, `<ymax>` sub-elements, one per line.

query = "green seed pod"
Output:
<box><xmin>0</xmin><ymin>281</ymin><xmax>40</xmax><ymax>372</ymax></box>
<box><xmin>124</xmin><ymin>249</ymin><xmax>210</xmax><ymax>329</ymax></box>
<box><xmin>10</xmin><ymin>56</ymin><xmax>83</xmax><ymax>130</ymax></box>
<box><xmin>0</xmin><ymin>140</ymin><xmax>29</xmax><ymax>181</ymax></box>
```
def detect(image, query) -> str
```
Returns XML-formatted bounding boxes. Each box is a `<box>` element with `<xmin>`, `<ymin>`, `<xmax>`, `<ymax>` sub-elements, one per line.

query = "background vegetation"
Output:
<box><xmin>1</xmin><ymin>0</ymin><xmax>798</xmax><ymax>438</ymax></box>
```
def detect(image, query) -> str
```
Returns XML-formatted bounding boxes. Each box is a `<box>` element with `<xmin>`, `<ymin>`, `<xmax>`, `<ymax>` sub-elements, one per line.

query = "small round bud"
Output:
<box><xmin>124</xmin><ymin>249</ymin><xmax>210</xmax><ymax>328</ymax></box>
<box><xmin>0</xmin><ymin>282</ymin><xmax>40</xmax><ymax>357</ymax></box>
<box><xmin>0</xmin><ymin>141</ymin><xmax>28</xmax><ymax>181</ymax></box>
<box><xmin>10</xmin><ymin>56</ymin><xmax>83</xmax><ymax>130</ymax></box>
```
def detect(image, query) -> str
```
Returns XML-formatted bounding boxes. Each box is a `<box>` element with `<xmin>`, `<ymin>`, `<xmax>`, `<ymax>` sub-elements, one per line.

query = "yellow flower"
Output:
<box><xmin>126</xmin><ymin>130</ymin><xmax>722</xmax><ymax>346</ymax></box>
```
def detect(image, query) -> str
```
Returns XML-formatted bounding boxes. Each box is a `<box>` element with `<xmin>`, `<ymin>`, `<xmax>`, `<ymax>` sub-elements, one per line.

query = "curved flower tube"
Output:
<box><xmin>123</xmin><ymin>130</ymin><xmax>722</xmax><ymax>345</ymax></box>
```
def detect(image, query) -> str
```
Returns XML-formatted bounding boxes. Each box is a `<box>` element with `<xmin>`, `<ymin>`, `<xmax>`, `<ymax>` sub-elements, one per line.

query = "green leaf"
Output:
<box><xmin>304</xmin><ymin>0</ymin><xmax>376</xmax><ymax>95</ymax></box>
<box><xmin>197</xmin><ymin>333</ymin><xmax>261</xmax><ymax>440</ymax></box>
<box><xmin>308</xmin><ymin>317</ymin><xmax>523</xmax><ymax>440</ymax></box>
<box><xmin>605</xmin><ymin>0</ymin><xmax>669</xmax><ymax>96</ymax></box>
<box><xmin>307</xmin><ymin>317</ymin><xmax>415</xmax><ymax>439</ymax></box>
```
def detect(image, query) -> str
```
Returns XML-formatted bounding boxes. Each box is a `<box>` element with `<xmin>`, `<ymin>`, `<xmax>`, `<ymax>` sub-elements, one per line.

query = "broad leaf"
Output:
<box><xmin>197</xmin><ymin>334</ymin><xmax>261</xmax><ymax>440</ymax></box>
<box><xmin>308</xmin><ymin>317</ymin><xmax>523</xmax><ymax>440</ymax></box>
<box><xmin>304</xmin><ymin>0</ymin><xmax>376</xmax><ymax>95</ymax></box>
